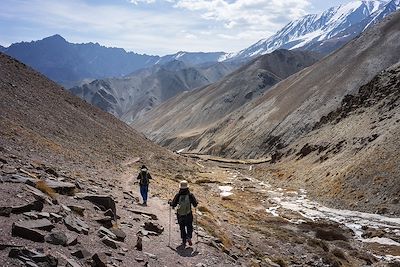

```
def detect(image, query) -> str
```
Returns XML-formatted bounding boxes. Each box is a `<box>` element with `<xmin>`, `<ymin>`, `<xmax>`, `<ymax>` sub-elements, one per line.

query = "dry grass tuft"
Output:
<box><xmin>197</xmin><ymin>205</ymin><xmax>213</xmax><ymax>215</ymax></box>
<box><xmin>198</xmin><ymin>215</ymin><xmax>232</xmax><ymax>248</ymax></box>
<box><xmin>36</xmin><ymin>180</ymin><xmax>57</xmax><ymax>199</ymax></box>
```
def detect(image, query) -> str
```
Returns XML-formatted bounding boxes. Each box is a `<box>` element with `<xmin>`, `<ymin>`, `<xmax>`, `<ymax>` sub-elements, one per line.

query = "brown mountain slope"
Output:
<box><xmin>0</xmin><ymin>52</ymin><xmax>179</xmax><ymax>173</ymax></box>
<box><xmin>255</xmin><ymin>62</ymin><xmax>400</xmax><ymax>215</ymax></box>
<box><xmin>133</xmin><ymin>49</ymin><xmax>320</xmax><ymax>149</ymax></box>
<box><xmin>182</xmin><ymin>11</ymin><xmax>400</xmax><ymax>158</ymax></box>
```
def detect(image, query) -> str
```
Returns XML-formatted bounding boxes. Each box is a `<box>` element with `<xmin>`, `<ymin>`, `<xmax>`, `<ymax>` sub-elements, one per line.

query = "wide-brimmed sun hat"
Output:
<box><xmin>180</xmin><ymin>180</ymin><xmax>188</xmax><ymax>189</ymax></box>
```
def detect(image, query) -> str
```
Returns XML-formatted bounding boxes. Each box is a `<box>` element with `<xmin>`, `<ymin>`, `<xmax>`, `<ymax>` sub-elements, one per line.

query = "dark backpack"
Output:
<box><xmin>177</xmin><ymin>194</ymin><xmax>191</xmax><ymax>216</ymax></box>
<box><xmin>139</xmin><ymin>171</ymin><xmax>149</xmax><ymax>185</ymax></box>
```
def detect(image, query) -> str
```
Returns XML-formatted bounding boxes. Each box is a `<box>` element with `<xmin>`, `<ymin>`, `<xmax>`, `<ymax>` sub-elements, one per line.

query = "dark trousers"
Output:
<box><xmin>140</xmin><ymin>185</ymin><xmax>148</xmax><ymax>203</ymax></box>
<box><xmin>177</xmin><ymin>213</ymin><xmax>193</xmax><ymax>241</ymax></box>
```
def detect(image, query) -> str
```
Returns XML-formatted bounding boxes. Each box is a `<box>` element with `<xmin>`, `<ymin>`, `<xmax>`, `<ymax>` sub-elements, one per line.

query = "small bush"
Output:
<box><xmin>332</xmin><ymin>248</ymin><xmax>347</xmax><ymax>260</ymax></box>
<box><xmin>36</xmin><ymin>180</ymin><xmax>57</xmax><ymax>199</ymax></box>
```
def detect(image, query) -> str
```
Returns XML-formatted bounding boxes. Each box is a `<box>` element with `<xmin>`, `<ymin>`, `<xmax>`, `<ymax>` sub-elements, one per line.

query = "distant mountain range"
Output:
<box><xmin>70</xmin><ymin>59</ymin><xmax>242</xmax><ymax>123</ymax></box>
<box><xmin>2</xmin><ymin>35</ymin><xmax>228</xmax><ymax>87</ymax></box>
<box><xmin>136</xmin><ymin>11</ymin><xmax>400</xmax><ymax>157</ymax></box>
<box><xmin>133</xmin><ymin>49</ymin><xmax>321</xmax><ymax>147</ymax></box>
<box><xmin>229</xmin><ymin>0</ymin><xmax>400</xmax><ymax>60</ymax></box>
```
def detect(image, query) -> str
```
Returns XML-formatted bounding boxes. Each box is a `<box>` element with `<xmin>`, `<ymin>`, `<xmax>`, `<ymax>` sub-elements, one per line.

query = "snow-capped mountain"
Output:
<box><xmin>229</xmin><ymin>0</ymin><xmax>399</xmax><ymax>60</ymax></box>
<box><xmin>156</xmin><ymin>51</ymin><xmax>228</xmax><ymax>66</ymax></box>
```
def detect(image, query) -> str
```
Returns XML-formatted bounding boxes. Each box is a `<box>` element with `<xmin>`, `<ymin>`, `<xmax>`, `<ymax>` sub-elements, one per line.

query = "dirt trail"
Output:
<box><xmin>113</xmin><ymin>161</ymin><xmax>234</xmax><ymax>267</ymax></box>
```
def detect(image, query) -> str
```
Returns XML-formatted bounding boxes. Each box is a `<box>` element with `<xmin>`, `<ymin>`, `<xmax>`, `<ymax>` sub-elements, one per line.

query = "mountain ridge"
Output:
<box><xmin>3</xmin><ymin>35</ymin><xmax>230</xmax><ymax>88</ymax></box>
<box><xmin>133</xmin><ymin>49</ymin><xmax>321</xmax><ymax>148</ymax></box>
<box><xmin>229</xmin><ymin>0</ymin><xmax>399</xmax><ymax>60</ymax></box>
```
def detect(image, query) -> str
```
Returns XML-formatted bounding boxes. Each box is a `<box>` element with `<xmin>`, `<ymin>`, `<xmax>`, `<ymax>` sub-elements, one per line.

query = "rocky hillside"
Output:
<box><xmin>0</xmin><ymin>52</ymin><xmax>181</xmax><ymax>172</ymax></box>
<box><xmin>258</xmin><ymin>62</ymin><xmax>400</xmax><ymax>215</ymax></box>
<box><xmin>134</xmin><ymin>49</ymin><xmax>320</xmax><ymax>149</ymax></box>
<box><xmin>70</xmin><ymin>59</ymin><xmax>242</xmax><ymax>124</ymax></box>
<box><xmin>1</xmin><ymin>51</ymin><xmax>399</xmax><ymax>267</ymax></box>
<box><xmin>176</xmin><ymin>11</ymin><xmax>400</xmax><ymax>159</ymax></box>
<box><xmin>0</xmin><ymin>52</ymin><xmax>241</xmax><ymax>266</ymax></box>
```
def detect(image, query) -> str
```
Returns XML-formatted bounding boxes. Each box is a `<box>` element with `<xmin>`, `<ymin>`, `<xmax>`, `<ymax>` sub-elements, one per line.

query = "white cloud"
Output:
<box><xmin>0</xmin><ymin>0</ymin><xmax>314</xmax><ymax>55</ymax></box>
<box><xmin>172</xmin><ymin>0</ymin><xmax>311</xmax><ymax>30</ymax></box>
<box><xmin>129</xmin><ymin>0</ymin><xmax>156</xmax><ymax>4</ymax></box>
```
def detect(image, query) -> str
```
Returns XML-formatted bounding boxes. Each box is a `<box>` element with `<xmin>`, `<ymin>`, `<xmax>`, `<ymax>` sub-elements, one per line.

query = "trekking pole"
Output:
<box><xmin>195</xmin><ymin>207</ymin><xmax>199</xmax><ymax>250</ymax></box>
<box><xmin>168</xmin><ymin>203</ymin><xmax>172</xmax><ymax>247</ymax></box>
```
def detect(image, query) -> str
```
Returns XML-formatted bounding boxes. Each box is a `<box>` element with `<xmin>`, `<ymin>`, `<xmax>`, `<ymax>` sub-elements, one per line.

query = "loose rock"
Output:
<box><xmin>66</xmin><ymin>258</ymin><xmax>82</xmax><ymax>267</ymax></box>
<box><xmin>98</xmin><ymin>226</ymin><xmax>117</xmax><ymax>240</ymax></box>
<box><xmin>81</xmin><ymin>194</ymin><xmax>116</xmax><ymax>216</ymax></box>
<box><xmin>92</xmin><ymin>252</ymin><xmax>107</xmax><ymax>267</ymax></box>
<box><xmin>12</xmin><ymin>222</ymin><xmax>46</xmax><ymax>242</ymax></box>
<box><xmin>109</xmin><ymin>228</ymin><xmax>126</xmax><ymax>242</ymax></box>
<box><xmin>71</xmin><ymin>248</ymin><xmax>91</xmax><ymax>259</ymax></box>
<box><xmin>144</xmin><ymin>221</ymin><xmax>164</xmax><ymax>235</ymax></box>
<box><xmin>68</xmin><ymin>205</ymin><xmax>85</xmax><ymax>216</ymax></box>
<box><xmin>0</xmin><ymin>206</ymin><xmax>12</xmax><ymax>217</ymax></box>
<box><xmin>45</xmin><ymin>230</ymin><xmax>68</xmax><ymax>246</ymax></box>
<box><xmin>94</xmin><ymin>216</ymin><xmax>113</xmax><ymax>228</ymax></box>
<box><xmin>11</xmin><ymin>199</ymin><xmax>43</xmax><ymax>214</ymax></box>
<box><xmin>101</xmin><ymin>236</ymin><xmax>120</xmax><ymax>249</ymax></box>
<box><xmin>64</xmin><ymin>215</ymin><xmax>89</xmax><ymax>234</ymax></box>
<box><xmin>8</xmin><ymin>247</ymin><xmax>58</xmax><ymax>266</ymax></box>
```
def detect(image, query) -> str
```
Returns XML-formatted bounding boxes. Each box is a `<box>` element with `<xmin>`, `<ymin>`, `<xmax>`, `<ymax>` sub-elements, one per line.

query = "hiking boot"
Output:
<box><xmin>143</xmin><ymin>201</ymin><xmax>147</xmax><ymax>206</ymax></box>
<box><xmin>181</xmin><ymin>239</ymin><xmax>186</xmax><ymax>246</ymax></box>
<box><xmin>188</xmin><ymin>239</ymin><xmax>193</xmax><ymax>246</ymax></box>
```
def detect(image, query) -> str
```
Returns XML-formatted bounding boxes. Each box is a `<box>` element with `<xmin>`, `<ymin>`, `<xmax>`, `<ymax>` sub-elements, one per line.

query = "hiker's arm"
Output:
<box><xmin>136</xmin><ymin>173</ymin><xmax>141</xmax><ymax>180</ymax></box>
<box><xmin>148</xmin><ymin>173</ymin><xmax>152</xmax><ymax>180</ymax></box>
<box><xmin>190</xmin><ymin>193</ymin><xmax>198</xmax><ymax>208</ymax></box>
<box><xmin>170</xmin><ymin>194</ymin><xmax>179</xmax><ymax>207</ymax></box>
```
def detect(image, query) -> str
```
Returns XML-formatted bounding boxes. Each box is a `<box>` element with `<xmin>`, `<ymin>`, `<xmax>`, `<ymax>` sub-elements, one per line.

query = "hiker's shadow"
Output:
<box><xmin>175</xmin><ymin>244</ymin><xmax>199</xmax><ymax>257</ymax></box>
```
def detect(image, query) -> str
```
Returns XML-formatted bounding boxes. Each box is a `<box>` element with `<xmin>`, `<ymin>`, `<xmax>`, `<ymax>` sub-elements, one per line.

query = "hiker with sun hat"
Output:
<box><xmin>169</xmin><ymin>180</ymin><xmax>198</xmax><ymax>246</ymax></box>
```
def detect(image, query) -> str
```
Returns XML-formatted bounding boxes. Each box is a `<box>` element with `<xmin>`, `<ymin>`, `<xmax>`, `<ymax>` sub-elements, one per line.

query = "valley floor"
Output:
<box><xmin>1</xmin><ymin>152</ymin><xmax>399</xmax><ymax>266</ymax></box>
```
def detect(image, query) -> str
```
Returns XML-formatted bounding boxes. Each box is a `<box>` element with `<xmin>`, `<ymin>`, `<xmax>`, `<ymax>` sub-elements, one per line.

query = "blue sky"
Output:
<box><xmin>0</xmin><ymin>0</ymin><xmax>354</xmax><ymax>55</ymax></box>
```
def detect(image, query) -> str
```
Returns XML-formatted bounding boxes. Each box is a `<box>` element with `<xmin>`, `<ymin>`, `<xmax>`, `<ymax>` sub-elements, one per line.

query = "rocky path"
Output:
<box><xmin>114</xmin><ymin>165</ymin><xmax>235</xmax><ymax>266</ymax></box>
<box><xmin>0</xmin><ymin>155</ymin><xmax>234</xmax><ymax>267</ymax></box>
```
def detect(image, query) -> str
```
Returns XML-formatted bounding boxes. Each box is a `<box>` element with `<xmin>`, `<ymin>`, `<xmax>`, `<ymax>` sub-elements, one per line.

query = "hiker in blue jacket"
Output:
<box><xmin>137</xmin><ymin>165</ymin><xmax>152</xmax><ymax>206</ymax></box>
<box><xmin>170</xmin><ymin>180</ymin><xmax>198</xmax><ymax>246</ymax></box>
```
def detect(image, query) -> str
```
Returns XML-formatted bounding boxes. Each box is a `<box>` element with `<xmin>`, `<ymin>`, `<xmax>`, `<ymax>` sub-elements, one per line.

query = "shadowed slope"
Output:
<box><xmin>134</xmin><ymin>49</ymin><xmax>320</xmax><ymax>150</ymax></box>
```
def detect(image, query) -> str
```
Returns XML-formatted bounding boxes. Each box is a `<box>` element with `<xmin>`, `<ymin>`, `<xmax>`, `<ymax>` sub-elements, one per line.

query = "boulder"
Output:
<box><xmin>66</xmin><ymin>233</ymin><xmax>78</xmax><ymax>246</ymax></box>
<box><xmin>11</xmin><ymin>223</ymin><xmax>45</xmax><ymax>242</ymax></box>
<box><xmin>17</xmin><ymin>218</ymin><xmax>54</xmax><ymax>231</ymax></box>
<box><xmin>144</xmin><ymin>252</ymin><xmax>157</xmax><ymax>259</ymax></box>
<box><xmin>81</xmin><ymin>194</ymin><xmax>116</xmax><ymax>217</ymax></box>
<box><xmin>127</xmin><ymin>209</ymin><xmax>157</xmax><ymax>220</ymax></box>
<box><xmin>68</xmin><ymin>205</ymin><xmax>85</xmax><ymax>216</ymax></box>
<box><xmin>71</xmin><ymin>248</ymin><xmax>91</xmax><ymax>259</ymax></box>
<box><xmin>45</xmin><ymin>231</ymin><xmax>68</xmax><ymax>246</ymax></box>
<box><xmin>2</xmin><ymin>174</ymin><xmax>36</xmax><ymax>186</ymax></box>
<box><xmin>45</xmin><ymin>179</ymin><xmax>75</xmax><ymax>195</ymax></box>
<box><xmin>92</xmin><ymin>252</ymin><xmax>107</xmax><ymax>267</ymax></box>
<box><xmin>101</xmin><ymin>236</ymin><xmax>120</xmax><ymax>249</ymax></box>
<box><xmin>98</xmin><ymin>226</ymin><xmax>117</xmax><ymax>240</ymax></box>
<box><xmin>8</xmin><ymin>248</ymin><xmax>58</xmax><ymax>267</ymax></box>
<box><xmin>94</xmin><ymin>216</ymin><xmax>113</xmax><ymax>228</ymax></box>
<box><xmin>25</xmin><ymin>185</ymin><xmax>47</xmax><ymax>200</ymax></box>
<box><xmin>50</xmin><ymin>212</ymin><xmax>63</xmax><ymax>222</ymax></box>
<box><xmin>109</xmin><ymin>228</ymin><xmax>126</xmax><ymax>242</ymax></box>
<box><xmin>66</xmin><ymin>258</ymin><xmax>82</xmax><ymax>267</ymax></box>
<box><xmin>135</xmin><ymin>235</ymin><xmax>143</xmax><ymax>251</ymax></box>
<box><xmin>44</xmin><ymin>167</ymin><xmax>59</xmax><ymax>177</ymax></box>
<box><xmin>144</xmin><ymin>222</ymin><xmax>164</xmax><ymax>235</ymax></box>
<box><xmin>0</xmin><ymin>206</ymin><xmax>12</xmax><ymax>217</ymax></box>
<box><xmin>64</xmin><ymin>215</ymin><xmax>89</xmax><ymax>235</ymax></box>
<box><xmin>11</xmin><ymin>199</ymin><xmax>43</xmax><ymax>214</ymax></box>
<box><xmin>104</xmin><ymin>209</ymin><xmax>115</xmax><ymax>218</ymax></box>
